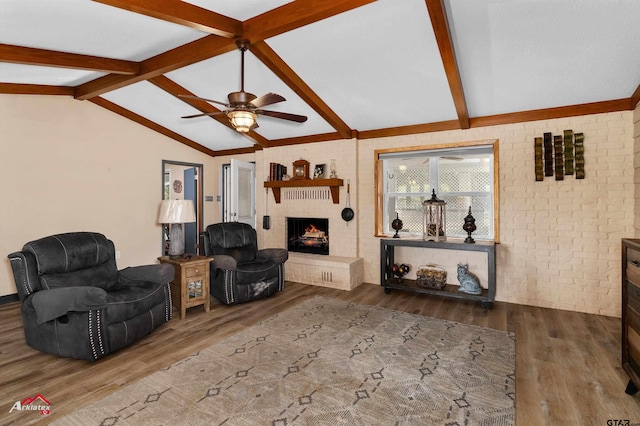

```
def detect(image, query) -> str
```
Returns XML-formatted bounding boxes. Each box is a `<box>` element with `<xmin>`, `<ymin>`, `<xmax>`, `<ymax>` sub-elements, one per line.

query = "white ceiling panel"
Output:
<box><xmin>267</xmin><ymin>0</ymin><xmax>458</xmax><ymax>131</ymax></box>
<box><xmin>446</xmin><ymin>0</ymin><xmax>640</xmax><ymax>116</ymax></box>
<box><xmin>1</xmin><ymin>1</ymin><xmax>638</xmax><ymax>155</ymax></box>
<box><xmin>183</xmin><ymin>0</ymin><xmax>293</xmax><ymax>21</ymax></box>
<box><xmin>101</xmin><ymin>81</ymin><xmax>252</xmax><ymax>151</ymax></box>
<box><xmin>166</xmin><ymin>50</ymin><xmax>336</xmax><ymax>140</ymax></box>
<box><xmin>0</xmin><ymin>0</ymin><xmax>207</xmax><ymax>60</ymax></box>
<box><xmin>0</xmin><ymin>63</ymin><xmax>104</xmax><ymax>86</ymax></box>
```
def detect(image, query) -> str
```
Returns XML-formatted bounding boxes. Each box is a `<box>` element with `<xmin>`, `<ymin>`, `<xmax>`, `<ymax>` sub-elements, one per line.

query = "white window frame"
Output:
<box><xmin>374</xmin><ymin>139</ymin><xmax>500</xmax><ymax>242</ymax></box>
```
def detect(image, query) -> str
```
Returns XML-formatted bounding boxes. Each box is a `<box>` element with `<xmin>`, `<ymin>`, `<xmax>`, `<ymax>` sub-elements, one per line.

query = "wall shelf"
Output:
<box><xmin>264</xmin><ymin>178</ymin><xmax>344</xmax><ymax>204</ymax></box>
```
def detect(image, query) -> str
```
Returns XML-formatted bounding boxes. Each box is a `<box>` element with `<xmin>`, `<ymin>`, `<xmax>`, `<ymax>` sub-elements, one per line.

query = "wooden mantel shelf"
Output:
<box><xmin>264</xmin><ymin>178</ymin><xmax>344</xmax><ymax>204</ymax></box>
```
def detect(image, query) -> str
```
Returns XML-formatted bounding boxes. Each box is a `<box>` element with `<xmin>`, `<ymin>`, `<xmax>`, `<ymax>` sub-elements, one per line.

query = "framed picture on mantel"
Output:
<box><xmin>313</xmin><ymin>164</ymin><xmax>325</xmax><ymax>179</ymax></box>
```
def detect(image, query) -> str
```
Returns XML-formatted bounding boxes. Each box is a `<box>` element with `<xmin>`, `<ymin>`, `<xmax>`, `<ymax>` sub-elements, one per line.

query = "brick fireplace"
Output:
<box><xmin>257</xmin><ymin>141</ymin><xmax>363</xmax><ymax>290</ymax></box>
<box><xmin>285</xmin><ymin>216</ymin><xmax>363</xmax><ymax>290</ymax></box>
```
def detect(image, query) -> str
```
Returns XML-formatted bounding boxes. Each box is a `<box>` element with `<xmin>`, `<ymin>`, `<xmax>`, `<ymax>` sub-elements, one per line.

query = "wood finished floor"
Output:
<box><xmin>1</xmin><ymin>281</ymin><xmax>639</xmax><ymax>425</ymax></box>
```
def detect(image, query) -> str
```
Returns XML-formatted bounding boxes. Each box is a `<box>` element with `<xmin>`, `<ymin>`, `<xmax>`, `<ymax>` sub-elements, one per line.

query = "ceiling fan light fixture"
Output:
<box><xmin>228</xmin><ymin>110</ymin><xmax>256</xmax><ymax>133</ymax></box>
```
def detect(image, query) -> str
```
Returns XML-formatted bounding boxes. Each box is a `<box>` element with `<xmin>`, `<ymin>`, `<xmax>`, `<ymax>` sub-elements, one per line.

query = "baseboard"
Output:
<box><xmin>0</xmin><ymin>293</ymin><xmax>19</xmax><ymax>304</ymax></box>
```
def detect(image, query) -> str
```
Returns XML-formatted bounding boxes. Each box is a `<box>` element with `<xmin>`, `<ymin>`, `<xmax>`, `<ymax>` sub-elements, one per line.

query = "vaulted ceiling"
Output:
<box><xmin>1</xmin><ymin>0</ymin><xmax>639</xmax><ymax>157</ymax></box>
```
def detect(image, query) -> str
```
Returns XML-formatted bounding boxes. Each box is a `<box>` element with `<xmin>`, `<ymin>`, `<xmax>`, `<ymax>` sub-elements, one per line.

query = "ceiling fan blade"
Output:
<box><xmin>181</xmin><ymin>111</ymin><xmax>225</xmax><ymax>119</ymax></box>
<box><xmin>250</xmin><ymin>92</ymin><xmax>286</xmax><ymax>108</ymax></box>
<box><xmin>178</xmin><ymin>94</ymin><xmax>229</xmax><ymax>108</ymax></box>
<box><xmin>256</xmin><ymin>109</ymin><xmax>308</xmax><ymax>123</ymax></box>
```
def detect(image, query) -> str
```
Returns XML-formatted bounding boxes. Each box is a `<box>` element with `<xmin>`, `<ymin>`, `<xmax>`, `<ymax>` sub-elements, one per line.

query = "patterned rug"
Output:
<box><xmin>55</xmin><ymin>297</ymin><xmax>515</xmax><ymax>425</ymax></box>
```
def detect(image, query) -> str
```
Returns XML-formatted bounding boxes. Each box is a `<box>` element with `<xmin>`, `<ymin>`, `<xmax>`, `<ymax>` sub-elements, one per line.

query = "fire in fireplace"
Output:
<box><xmin>287</xmin><ymin>217</ymin><xmax>329</xmax><ymax>255</ymax></box>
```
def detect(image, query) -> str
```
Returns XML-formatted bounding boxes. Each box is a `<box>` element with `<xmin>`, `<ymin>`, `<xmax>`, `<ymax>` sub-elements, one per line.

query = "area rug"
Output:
<box><xmin>55</xmin><ymin>297</ymin><xmax>515</xmax><ymax>425</ymax></box>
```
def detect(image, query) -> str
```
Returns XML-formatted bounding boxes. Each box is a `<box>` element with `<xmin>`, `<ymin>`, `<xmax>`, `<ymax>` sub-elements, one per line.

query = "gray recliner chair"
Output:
<box><xmin>7</xmin><ymin>232</ymin><xmax>174</xmax><ymax>361</ymax></box>
<box><xmin>201</xmin><ymin>222</ymin><xmax>288</xmax><ymax>305</ymax></box>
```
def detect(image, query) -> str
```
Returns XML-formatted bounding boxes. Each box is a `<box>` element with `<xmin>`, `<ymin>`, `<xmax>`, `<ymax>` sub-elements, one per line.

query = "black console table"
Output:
<box><xmin>380</xmin><ymin>238</ymin><xmax>496</xmax><ymax>309</ymax></box>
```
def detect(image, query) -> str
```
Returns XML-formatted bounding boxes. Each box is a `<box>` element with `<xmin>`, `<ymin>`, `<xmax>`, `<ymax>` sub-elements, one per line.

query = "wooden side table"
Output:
<box><xmin>158</xmin><ymin>255</ymin><xmax>213</xmax><ymax>319</ymax></box>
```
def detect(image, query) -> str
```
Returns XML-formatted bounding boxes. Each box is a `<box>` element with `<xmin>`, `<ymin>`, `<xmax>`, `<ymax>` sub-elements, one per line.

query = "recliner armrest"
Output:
<box><xmin>7</xmin><ymin>251</ymin><xmax>40</xmax><ymax>300</ymax></box>
<box><xmin>257</xmin><ymin>248</ymin><xmax>288</xmax><ymax>264</ymax></box>
<box><xmin>119</xmin><ymin>264</ymin><xmax>175</xmax><ymax>285</ymax></box>
<box><xmin>212</xmin><ymin>254</ymin><xmax>237</xmax><ymax>271</ymax></box>
<box><xmin>31</xmin><ymin>287</ymin><xmax>107</xmax><ymax>324</ymax></box>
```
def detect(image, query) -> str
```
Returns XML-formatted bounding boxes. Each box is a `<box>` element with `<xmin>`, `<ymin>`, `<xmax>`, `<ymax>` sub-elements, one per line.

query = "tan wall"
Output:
<box><xmin>357</xmin><ymin>112</ymin><xmax>634</xmax><ymax>317</ymax></box>
<box><xmin>0</xmin><ymin>94</ymin><xmax>216</xmax><ymax>297</ymax></box>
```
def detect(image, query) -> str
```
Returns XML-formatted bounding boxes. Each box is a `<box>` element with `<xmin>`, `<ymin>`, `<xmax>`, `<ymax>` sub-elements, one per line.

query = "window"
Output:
<box><xmin>375</xmin><ymin>140</ymin><xmax>499</xmax><ymax>241</ymax></box>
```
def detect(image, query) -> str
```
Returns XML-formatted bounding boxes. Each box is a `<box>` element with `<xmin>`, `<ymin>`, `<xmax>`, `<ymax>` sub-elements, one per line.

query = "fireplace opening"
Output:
<box><xmin>287</xmin><ymin>217</ymin><xmax>329</xmax><ymax>255</ymax></box>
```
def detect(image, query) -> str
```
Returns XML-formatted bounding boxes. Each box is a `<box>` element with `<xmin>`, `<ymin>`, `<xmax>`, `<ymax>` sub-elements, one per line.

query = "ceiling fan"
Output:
<box><xmin>180</xmin><ymin>39</ymin><xmax>307</xmax><ymax>133</ymax></box>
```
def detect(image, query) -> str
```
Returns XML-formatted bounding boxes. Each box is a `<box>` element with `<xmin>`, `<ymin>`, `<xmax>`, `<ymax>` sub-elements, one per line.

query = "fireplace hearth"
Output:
<box><xmin>287</xmin><ymin>217</ymin><xmax>329</xmax><ymax>255</ymax></box>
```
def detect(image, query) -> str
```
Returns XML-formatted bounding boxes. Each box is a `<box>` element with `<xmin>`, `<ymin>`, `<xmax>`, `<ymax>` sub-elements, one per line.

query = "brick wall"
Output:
<box><xmin>256</xmin><ymin>140</ymin><xmax>359</xmax><ymax>258</ymax></box>
<box><xmin>358</xmin><ymin>112</ymin><xmax>634</xmax><ymax>317</ymax></box>
<box><xmin>252</xmin><ymin>111</ymin><xmax>633</xmax><ymax>317</ymax></box>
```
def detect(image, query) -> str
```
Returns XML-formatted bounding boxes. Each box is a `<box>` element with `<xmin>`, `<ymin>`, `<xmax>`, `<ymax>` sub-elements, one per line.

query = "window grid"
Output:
<box><xmin>383</xmin><ymin>151</ymin><xmax>494</xmax><ymax>240</ymax></box>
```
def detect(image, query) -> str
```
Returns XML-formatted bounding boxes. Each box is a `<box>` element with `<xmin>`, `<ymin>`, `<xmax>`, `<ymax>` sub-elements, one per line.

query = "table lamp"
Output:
<box><xmin>158</xmin><ymin>199</ymin><xmax>196</xmax><ymax>257</ymax></box>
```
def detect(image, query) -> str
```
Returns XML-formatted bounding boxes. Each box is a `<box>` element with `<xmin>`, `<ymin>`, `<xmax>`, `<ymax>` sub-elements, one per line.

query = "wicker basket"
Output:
<box><xmin>416</xmin><ymin>264</ymin><xmax>447</xmax><ymax>289</ymax></box>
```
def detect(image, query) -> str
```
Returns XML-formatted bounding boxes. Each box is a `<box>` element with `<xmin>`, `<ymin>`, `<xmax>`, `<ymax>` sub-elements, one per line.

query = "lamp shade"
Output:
<box><xmin>228</xmin><ymin>110</ymin><xmax>256</xmax><ymax>133</ymax></box>
<box><xmin>158</xmin><ymin>199</ymin><xmax>196</xmax><ymax>224</ymax></box>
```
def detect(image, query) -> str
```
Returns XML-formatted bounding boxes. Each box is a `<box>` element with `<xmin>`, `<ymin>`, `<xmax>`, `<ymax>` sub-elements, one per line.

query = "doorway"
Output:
<box><xmin>162</xmin><ymin>160</ymin><xmax>204</xmax><ymax>255</ymax></box>
<box><xmin>221</xmin><ymin>159</ymin><xmax>256</xmax><ymax>227</ymax></box>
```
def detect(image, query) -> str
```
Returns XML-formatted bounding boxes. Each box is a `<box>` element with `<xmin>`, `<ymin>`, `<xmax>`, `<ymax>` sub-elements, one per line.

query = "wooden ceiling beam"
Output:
<box><xmin>93</xmin><ymin>0</ymin><xmax>242</xmax><ymax>38</ymax></box>
<box><xmin>631</xmin><ymin>83</ymin><xmax>640</xmax><ymax>109</ymax></box>
<box><xmin>0</xmin><ymin>44</ymin><xmax>139</xmax><ymax>74</ymax></box>
<box><xmin>243</xmin><ymin>0</ymin><xmax>376</xmax><ymax>42</ymax></box>
<box><xmin>90</xmin><ymin>96</ymin><xmax>259</xmax><ymax>157</ymax></box>
<box><xmin>359</xmin><ymin>120</ymin><xmax>460</xmax><ymax>140</ymax></box>
<box><xmin>0</xmin><ymin>83</ymin><xmax>74</xmax><ymax>96</ymax></box>
<box><xmin>269</xmin><ymin>132</ymin><xmax>349</xmax><ymax>147</ymax></box>
<box><xmin>89</xmin><ymin>96</ymin><xmax>218</xmax><ymax>156</ymax></box>
<box><xmin>74</xmin><ymin>35</ymin><xmax>236</xmax><ymax>100</ymax></box>
<box><xmin>424</xmin><ymin>0</ymin><xmax>469</xmax><ymax>129</ymax></box>
<box><xmin>76</xmin><ymin>0</ymin><xmax>376</xmax><ymax>97</ymax></box>
<box><xmin>469</xmin><ymin>98</ymin><xmax>631</xmax><ymax>128</ymax></box>
<box><xmin>250</xmin><ymin>41</ymin><xmax>353</xmax><ymax>140</ymax></box>
<box><xmin>148</xmin><ymin>75</ymin><xmax>271</xmax><ymax>148</ymax></box>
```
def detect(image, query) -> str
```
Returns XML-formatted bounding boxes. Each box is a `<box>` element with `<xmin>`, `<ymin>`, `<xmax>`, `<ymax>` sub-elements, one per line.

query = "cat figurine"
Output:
<box><xmin>457</xmin><ymin>263</ymin><xmax>482</xmax><ymax>295</ymax></box>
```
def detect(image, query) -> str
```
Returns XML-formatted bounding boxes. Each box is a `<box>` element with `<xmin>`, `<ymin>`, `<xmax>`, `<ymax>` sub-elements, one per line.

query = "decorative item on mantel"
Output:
<box><xmin>329</xmin><ymin>159</ymin><xmax>337</xmax><ymax>178</ymax></box>
<box><xmin>391</xmin><ymin>212</ymin><xmax>403</xmax><ymax>238</ymax></box>
<box><xmin>463</xmin><ymin>206</ymin><xmax>476</xmax><ymax>244</ymax></box>
<box><xmin>423</xmin><ymin>189</ymin><xmax>446</xmax><ymax>242</ymax></box>
<box><xmin>291</xmin><ymin>159</ymin><xmax>310</xmax><ymax>180</ymax></box>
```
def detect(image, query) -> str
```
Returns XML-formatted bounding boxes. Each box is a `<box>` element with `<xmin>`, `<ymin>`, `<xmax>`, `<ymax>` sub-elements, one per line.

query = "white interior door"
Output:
<box><xmin>230</xmin><ymin>159</ymin><xmax>256</xmax><ymax>227</ymax></box>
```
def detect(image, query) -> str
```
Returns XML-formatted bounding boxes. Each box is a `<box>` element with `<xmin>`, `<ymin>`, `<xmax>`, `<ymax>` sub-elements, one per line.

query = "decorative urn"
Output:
<box><xmin>463</xmin><ymin>206</ymin><xmax>477</xmax><ymax>244</ymax></box>
<box><xmin>391</xmin><ymin>212</ymin><xmax>403</xmax><ymax>238</ymax></box>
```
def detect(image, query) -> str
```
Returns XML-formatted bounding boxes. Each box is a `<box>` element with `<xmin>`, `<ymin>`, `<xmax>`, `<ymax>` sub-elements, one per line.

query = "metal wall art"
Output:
<box><xmin>534</xmin><ymin>130</ymin><xmax>584</xmax><ymax>182</ymax></box>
